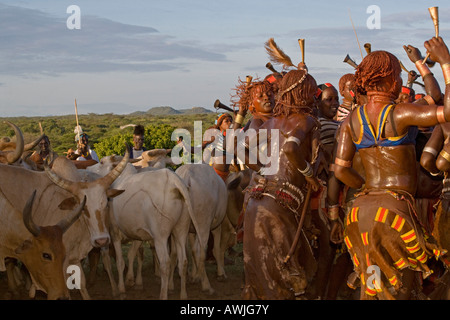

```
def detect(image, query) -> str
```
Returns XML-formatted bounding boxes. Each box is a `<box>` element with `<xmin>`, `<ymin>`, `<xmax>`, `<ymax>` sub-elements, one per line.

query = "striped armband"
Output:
<box><xmin>423</xmin><ymin>146</ymin><xmax>438</xmax><ymax>157</ymax></box>
<box><xmin>335</xmin><ymin>157</ymin><xmax>352</xmax><ymax>168</ymax></box>
<box><xmin>436</xmin><ymin>106</ymin><xmax>446</xmax><ymax>123</ymax></box>
<box><xmin>440</xmin><ymin>149</ymin><xmax>450</xmax><ymax>163</ymax></box>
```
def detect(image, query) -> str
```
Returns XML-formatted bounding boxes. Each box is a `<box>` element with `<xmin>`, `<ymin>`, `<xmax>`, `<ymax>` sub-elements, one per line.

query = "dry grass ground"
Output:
<box><xmin>0</xmin><ymin>242</ymin><xmax>245</xmax><ymax>300</ymax></box>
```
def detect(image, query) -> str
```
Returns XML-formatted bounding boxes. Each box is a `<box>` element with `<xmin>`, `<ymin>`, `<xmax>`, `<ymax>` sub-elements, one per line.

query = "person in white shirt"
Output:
<box><xmin>73</xmin><ymin>133</ymin><xmax>99</xmax><ymax>169</ymax></box>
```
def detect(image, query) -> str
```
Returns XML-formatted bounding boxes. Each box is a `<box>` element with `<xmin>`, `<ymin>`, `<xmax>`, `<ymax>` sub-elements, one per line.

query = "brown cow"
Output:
<box><xmin>0</xmin><ymin>190</ymin><xmax>85</xmax><ymax>299</ymax></box>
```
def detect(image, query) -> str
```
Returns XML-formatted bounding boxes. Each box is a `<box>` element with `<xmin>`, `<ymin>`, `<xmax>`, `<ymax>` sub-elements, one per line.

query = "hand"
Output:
<box><xmin>403</xmin><ymin>45</ymin><xmax>422</xmax><ymax>63</ymax></box>
<box><xmin>297</xmin><ymin>62</ymin><xmax>308</xmax><ymax>72</ymax></box>
<box><xmin>305</xmin><ymin>175</ymin><xmax>322</xmax><ymax>192</ymax></box>
<box><xmin>407</xmin><ymin>70</ymin><xmax>419</xmax><ymax>83</ymax></box>
<box><xmin>330</xmin><ymin>220</ymin><xmax>344</xmax><ymax>244</ymax></box>
<box><xmin>424</xmin><ymin>36</ymin><xmax>450</xmax><ymax>64</ymax></box>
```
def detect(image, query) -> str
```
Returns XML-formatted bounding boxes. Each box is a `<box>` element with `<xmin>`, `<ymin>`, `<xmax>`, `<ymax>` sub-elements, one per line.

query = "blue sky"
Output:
<box><xmin>0</xmin><ymin>0</ymin><xmax>449</xmax><ymax>117</ymax></box>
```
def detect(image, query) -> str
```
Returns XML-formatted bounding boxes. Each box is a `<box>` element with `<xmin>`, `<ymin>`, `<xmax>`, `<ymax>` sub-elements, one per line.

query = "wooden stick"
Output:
<box><xmin>348</xmin><ymin>9</ymin><xmax>364</xmax><ymax>60</ymax></box>
<box><xmin>283</xmin><ymin>184</ymin><xmax>312</xmax><ymax>265</ymax></box>
<box><xmin>74</xmin><ymin>99</ymin><xmax>81</xmax><ymax>147</ymax></box>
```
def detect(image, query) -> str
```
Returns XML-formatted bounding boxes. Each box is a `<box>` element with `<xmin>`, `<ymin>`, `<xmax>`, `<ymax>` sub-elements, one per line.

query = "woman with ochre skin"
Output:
<box><xmin>334</xmin><ymin>37</ymin><xmax>450</xmax><ymax>299</ymax></box>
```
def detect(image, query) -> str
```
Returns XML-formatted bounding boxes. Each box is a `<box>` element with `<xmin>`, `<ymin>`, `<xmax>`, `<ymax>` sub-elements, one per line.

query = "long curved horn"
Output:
<box><xmin>3</xmin><ymin>121</ymin><xmax>24</xmax><ymax>164</ymax></box>
<box><xmin>23</xmin><ymin>190</ymin><xmax>41</xmax><ymax>237</ymax></box>
<box><xmin>24</xmin><ymin>133</ymin><xmax>45</xmax><ymax>152</ymax></box>
<box><xmin>98</xmin><ymin>146</ymin><xmax>130</xmax><ymax>188</ymax></box>
<box><xmin>57</xmin><ymin>195</ymin><xmax>86</xmax><ymax>233</ymax></box>
<box><xmin>44</xmin><ymin>162</ymin><xmax>77</xmax><ymax>194</ymax></box>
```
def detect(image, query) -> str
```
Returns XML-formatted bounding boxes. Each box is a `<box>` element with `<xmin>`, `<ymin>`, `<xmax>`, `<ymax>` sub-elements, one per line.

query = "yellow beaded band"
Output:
<box><xmin>436</xmin><ymin>105</ymin><xmax>446</xmax><ymax>123</ymax></box>
<box><xmin>442</xmin><ymin>63</ymin><xmax>450</xmax><ymax>85</ymax></box>
<box><xmin>415</xmin><ymin>60</ymin><xmax>431</xmax><ymax>77</ymax></box>
<box><xmin>440</xmin><ymin>149</ymin><xmax>450</xmax><ymax>163</ymax></box>
<box><xmin>335</xmin><ymin>157</ymin><xmax>352</xmax><ymax>168</ymax></box>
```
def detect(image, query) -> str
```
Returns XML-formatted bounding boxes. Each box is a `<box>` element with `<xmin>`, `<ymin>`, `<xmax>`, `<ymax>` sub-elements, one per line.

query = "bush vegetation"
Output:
<box><xmin>0</xmin><ymin>112</ymin><xmax>219</xmax><ymax>158</ymax></box>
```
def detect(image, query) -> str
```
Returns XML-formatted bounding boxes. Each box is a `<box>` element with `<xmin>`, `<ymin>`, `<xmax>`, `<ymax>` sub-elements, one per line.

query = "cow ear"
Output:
<box><xmin>58</xmin><ymin>197</ymin><xmax>78</xmax><ymax>210</ymax></box>
<box><xmin>15</xmin><ymin>239</ymin><xmax>33</xmax><ymax>254</ymax></box>
<box><xmin>107</xmin><ymin>189</ymin><xmax>125</xmax><ymax>198</ymax></box>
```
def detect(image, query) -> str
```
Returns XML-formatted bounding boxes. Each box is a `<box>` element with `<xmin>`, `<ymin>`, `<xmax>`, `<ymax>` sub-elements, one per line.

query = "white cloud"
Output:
<box><xmin>0</xmin><ymin>4</ymin><xmax>226</xmax><ymax>77</ymax></box>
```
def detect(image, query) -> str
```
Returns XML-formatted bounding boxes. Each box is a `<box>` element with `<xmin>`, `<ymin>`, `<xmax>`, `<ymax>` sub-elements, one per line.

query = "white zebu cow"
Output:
<box><xmin>174</xmin><ymin>164</ymin><xmax>246</xmax><ymax>295</ymax></box>
<box><xmin>174</xmin><ymin>163</ymin><xmax>228</xmax><ymax>294</ymax></box>
<box><xmin>87</xmin><ymin>159</ymin><xmax>201</xmax><ymax>300</ymax></box>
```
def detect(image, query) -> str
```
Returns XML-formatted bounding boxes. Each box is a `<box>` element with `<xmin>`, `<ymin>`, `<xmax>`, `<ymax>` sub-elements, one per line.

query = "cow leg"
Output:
<box><xmin>111</xmin><ymin>237</ymin><xmax>127</xmax><ymax>299</ymax></box>
<box><xmin>77</xmin><ymin>262</ymin><xmax>92</xmax><ymax>300</ymax></box>
<box><xmin>5</xmin><ymin>258</ymin><xmax>22</xmax><ymax>298</ymax></box>
<box><xmin>168</xmin><ymin>237</ymin><xmax>177</xmax><ymax>292</ymax></box>
<box><xmin>171</xmin><ymin>214</ymin><xmax>191</xmax><ymax>300</ymax></box>
<box><xmin>125</xmin><ymin>240</ymin><xmax>138</xmax><ymax>288</ymax></box>
<box><xmin>188</xmin><ymin>233</ymin><xmax>199</xmax><ymax>282</ymax></box>
<box><xmin>87</xmin><ymin>247</ymin><xmax>100</xmax><ymax>287</ymax></box>
<box><xmin>211</xmin><ymin>225</ymin><xmax>227</xmax><ymax>280</ymax></box>
<box><xmin>154</xmin><ymin>237</ymin><xmax>171</xmax><ymax>300</ymax></box>
<box><xmin>219</xmin><ymin>215</ymin><xmax>236</xmax><ymax>274</ymax></box>
<box><xmin>151</xmin><ymin>244</ymin><xmax>161</xmax><ymax>277</ymax></box>
<box><xmin>135</xmin><ymin>243</ymin><xmax>144</xmax><ymax>289</ymax></box>
<box><xmin>193</xmin><ymin>232</ymin><xmax>215</xmax><ymax>294</ymax></box>
<box><xmin>100</xmin><ymin>246</ymin><xmax>119</xmax><ymax>298</ymax></box>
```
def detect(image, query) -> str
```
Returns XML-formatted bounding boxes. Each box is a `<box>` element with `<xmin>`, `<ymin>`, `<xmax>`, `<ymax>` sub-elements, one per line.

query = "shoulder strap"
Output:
<box><xmin>349</xmin><ymin>108</ymin><xmax>358</xmax><ymax>141</ymax></box>
<box><xmin>388</xmin><ymin>104</ymin><xmax>399</xmax><ymax>137</ymax></box>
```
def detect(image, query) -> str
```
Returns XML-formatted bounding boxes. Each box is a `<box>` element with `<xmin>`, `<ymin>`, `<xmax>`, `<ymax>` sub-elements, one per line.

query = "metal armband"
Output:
<box><xmin>423</xmin><ymin>146</ymin><xmax>438</xmax><ymax>157</ymax></box>
<box><xmin>436</xmin><ymin>106</ymin><xmax>446</xmax><ymax>124</ymax></box>
<box><xmin>335</xmin><ymin>157</ymin><xmax>352</xmax><ymax>168</ymax></box>
<box><xmin>298</xmin><ymin>161</ymin><xmax>313</xmax><ymax>178</ymax></box>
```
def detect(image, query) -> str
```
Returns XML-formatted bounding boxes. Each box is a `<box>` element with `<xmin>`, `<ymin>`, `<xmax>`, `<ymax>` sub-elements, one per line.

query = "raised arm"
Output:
<box><xmin>397</xmin><ymin>37</ymin><xmax>450</xmax><ymax>130</ymax></box>
<box><xmin>404</xmin><ymin>44</ymin><xmax>442</xmax><ymax>104</ymax></box>
<box><xmin>425</xmin><ymin>37</ymin><xmax>450</xmax><ymax>118</ymax></box>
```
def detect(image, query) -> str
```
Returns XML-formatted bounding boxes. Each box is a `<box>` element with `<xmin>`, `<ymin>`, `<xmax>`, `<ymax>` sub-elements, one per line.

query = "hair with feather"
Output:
<box><xmin>264</xmin><ymin>38</ymin><xmax>296</xmax><ymax>70</ymax></box>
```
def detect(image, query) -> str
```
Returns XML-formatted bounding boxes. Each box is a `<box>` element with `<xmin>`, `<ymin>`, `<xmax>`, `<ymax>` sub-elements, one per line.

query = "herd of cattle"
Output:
<box><xmin>0</xmin><ymin>121</ymin><xmax>246</xmax><ymax>300</ymax></box>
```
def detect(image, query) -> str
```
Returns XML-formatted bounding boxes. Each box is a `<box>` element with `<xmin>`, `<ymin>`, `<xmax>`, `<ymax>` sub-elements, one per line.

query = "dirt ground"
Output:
<box><xmin>0</xmin><ymin>242</ymin><xmax>245</xmax><ymax>300</ymax></box>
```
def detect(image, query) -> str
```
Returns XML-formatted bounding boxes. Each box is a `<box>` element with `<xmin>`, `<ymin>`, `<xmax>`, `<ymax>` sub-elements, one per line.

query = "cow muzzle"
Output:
<box><xmin>92</xmin><ymin>234</ymin><xmax>110</xmax><ymax>248</ymax></box>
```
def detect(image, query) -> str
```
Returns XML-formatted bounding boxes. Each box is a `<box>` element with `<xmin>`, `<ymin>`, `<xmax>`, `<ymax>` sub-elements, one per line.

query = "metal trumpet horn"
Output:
<box><xmin>422</xmin><ymin>6</ymin><xmax>439</xmax><ymax>65</ymax></box>
<box><xmin>364</xmin><ymin>43</ymin><xmax>371</xmax><ymax>55</ymax></box>
<box><xmin>343</xmin><ymin>54</ymin><xmax>358</xmax><ymax>69</ymax></box>
<box><xmin>214</xmin><ymin>99</ymin><xmax>234</xmax><ymax>113</ymax></box>
<box><xmin>266</xmin><ymin>62</ymin><xmax>279</xmax><ymax>74</ymax></box>
<box><xmin>298</xmin><ymin>38</ymin><xmax>305</xmax><ymax>64</ymax></box>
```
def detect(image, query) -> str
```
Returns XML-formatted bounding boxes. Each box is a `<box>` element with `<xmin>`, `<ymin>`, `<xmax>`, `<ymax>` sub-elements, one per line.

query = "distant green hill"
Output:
<box><xmin>141</xmin><ymin>106</ymin><xmax>213</xmax><ymax>116</ymax></box>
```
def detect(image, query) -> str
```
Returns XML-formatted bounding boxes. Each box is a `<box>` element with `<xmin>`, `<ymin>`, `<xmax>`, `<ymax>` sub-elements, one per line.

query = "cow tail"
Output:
<box><xmin>171</xmin><ymin>171</ymin><xmax>205</xmax><ymax>251</ymax></box>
